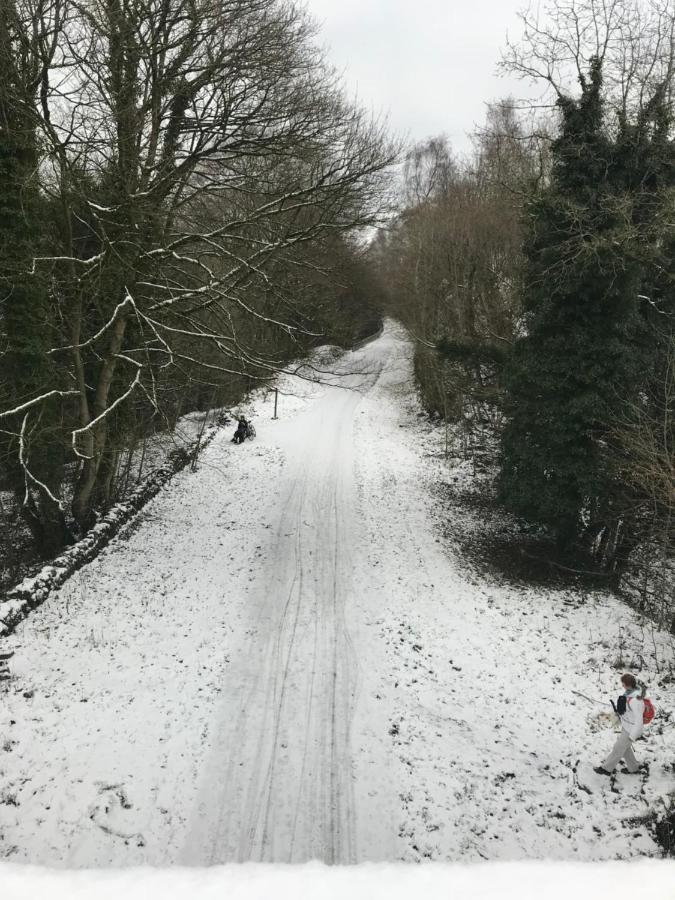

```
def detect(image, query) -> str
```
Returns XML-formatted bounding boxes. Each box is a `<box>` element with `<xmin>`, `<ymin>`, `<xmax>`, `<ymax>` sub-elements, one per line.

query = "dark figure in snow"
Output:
<box><xmin>232</xmin><ymin>416</ymin><xmax>248</xmax><ymax>444</ymax></box>
<box><xmin>232</xmin><ymin>416</ymin><xmax>256</xmax><ymax>444</ymax></box>
<box><xmin>594</xmin><ymin>673</ymin><xmax>646</xmax><ymax>776</ymax></box>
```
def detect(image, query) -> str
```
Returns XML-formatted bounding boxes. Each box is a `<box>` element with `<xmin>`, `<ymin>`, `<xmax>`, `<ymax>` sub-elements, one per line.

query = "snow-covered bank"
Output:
<box><xmin>1</xmin><ymin>860</ymin><xmax>674</xmax><ymax>900</ymax></box>
<box><xmin>0</xmin><ymin>412</ymin><xmax>225</xmax><ymax>637</ymax></box>
<box><xmin>0</xmin><ymin>321</ymin><xmax>673</xmax><ymax>866</ymax></box>
<box><xmin>350</xmin><ymin>324</ymin><xmax>675</xmax><ymax>862</ymax></box>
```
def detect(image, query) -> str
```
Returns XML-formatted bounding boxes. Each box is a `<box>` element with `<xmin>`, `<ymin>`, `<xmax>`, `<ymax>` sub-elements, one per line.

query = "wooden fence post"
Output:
<box><xmin>0</xmin><ymin>650</ymin><xmax>14</xmax><ymax>682</ymax></box>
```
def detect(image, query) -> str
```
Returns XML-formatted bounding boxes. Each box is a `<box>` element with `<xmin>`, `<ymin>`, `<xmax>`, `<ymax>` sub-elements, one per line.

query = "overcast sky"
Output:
<box><xmin>304</xmin><ymin>0</ymin><xmax>532</xmax><ymax>155</ymax></box>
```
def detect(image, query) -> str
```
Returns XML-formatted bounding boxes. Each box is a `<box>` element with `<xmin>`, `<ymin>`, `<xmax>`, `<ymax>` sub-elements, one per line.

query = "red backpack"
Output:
<box><xmin>643</xmin><ymin>698</ymin><xmax>655</xmax><ymax>725</ymax></box>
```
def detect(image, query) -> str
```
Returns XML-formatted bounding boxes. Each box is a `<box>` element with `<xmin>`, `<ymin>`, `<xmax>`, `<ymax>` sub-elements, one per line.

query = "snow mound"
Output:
<box><xmin>1</xmin><ymin>860</ymin><xmax>674</xmax><ymax>900</ymax></box>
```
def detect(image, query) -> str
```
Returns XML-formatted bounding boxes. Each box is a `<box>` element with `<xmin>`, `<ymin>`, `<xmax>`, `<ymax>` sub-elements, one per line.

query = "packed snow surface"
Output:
<box><xmin>1</xmin><ymin>860</ymin><xmax>674</xmax><ymax>900</ymax></box>
<box><xmin>0</xmin><ymin>322</ymin><xmax>673</xmax><ymax>874</ymax></box>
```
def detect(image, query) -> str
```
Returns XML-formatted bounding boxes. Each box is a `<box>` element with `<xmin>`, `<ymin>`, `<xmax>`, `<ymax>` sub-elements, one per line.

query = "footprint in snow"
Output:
<box><xmin>88</xmin><ymin>783</ymin><xmax>145</xmax><ymax>847</ymax></box>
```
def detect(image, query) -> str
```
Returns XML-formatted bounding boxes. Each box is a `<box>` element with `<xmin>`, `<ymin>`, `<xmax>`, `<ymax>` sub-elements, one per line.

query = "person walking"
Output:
<box><xmin>594</xmin><ymin>673</ymin><xmax>646</xmax><ymax>776</ymax></box>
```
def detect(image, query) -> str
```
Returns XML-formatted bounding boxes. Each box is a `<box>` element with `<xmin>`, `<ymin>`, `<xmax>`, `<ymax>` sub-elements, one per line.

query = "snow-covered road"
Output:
<box><xmin>182</xmin><ymin>354</ymin><xmax>380</xmax><ymax>865</ymax></box>
<box><xmin>0</xmin><ymin>322</ymin><xmax>673</xmax><ymax>867</ymax></box>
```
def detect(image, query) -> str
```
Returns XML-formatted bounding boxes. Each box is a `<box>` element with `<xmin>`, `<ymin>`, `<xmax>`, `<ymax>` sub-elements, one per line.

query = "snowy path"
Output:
<box><xmin>183</xmin><ymin>358</ymin><xmax>374</xmax><ymax>864</ymax></box>
<box><xmin>0</xmin><ymin>322</ymin><xmax>673</xmax><ymax>867</ymax></box>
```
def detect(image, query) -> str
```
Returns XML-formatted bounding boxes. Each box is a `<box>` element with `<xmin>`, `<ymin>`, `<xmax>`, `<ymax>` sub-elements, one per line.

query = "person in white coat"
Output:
<box><xmin>594</xmin><ymin>673</ymin><xmax>645</xmax><ymax>776</ymax></box>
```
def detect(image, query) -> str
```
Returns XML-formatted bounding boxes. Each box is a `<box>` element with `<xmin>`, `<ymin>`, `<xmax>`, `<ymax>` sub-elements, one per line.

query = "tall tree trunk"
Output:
<box><xmin>72</xmin><ymin>308</ymin><xmax>130</xmax><ymax>529</ymax></box>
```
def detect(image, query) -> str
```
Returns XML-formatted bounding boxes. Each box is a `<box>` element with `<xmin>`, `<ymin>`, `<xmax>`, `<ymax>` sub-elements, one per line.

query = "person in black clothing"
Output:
<box><xmin>232</xmin><ymin>416</ymin><xmax>248</xmax><ymax>444</ymax></box>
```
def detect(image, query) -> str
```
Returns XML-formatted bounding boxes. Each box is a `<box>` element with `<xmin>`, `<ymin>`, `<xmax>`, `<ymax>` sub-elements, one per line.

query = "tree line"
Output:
<box><xmin>373</xmin><ymin>0</ymin><xmax>674</xmax><ymax>628</ymax></box>
<box><xmin>0</xmin><ymin>0</ymin><xmax>394</xmax><ymax>564</ymax></box>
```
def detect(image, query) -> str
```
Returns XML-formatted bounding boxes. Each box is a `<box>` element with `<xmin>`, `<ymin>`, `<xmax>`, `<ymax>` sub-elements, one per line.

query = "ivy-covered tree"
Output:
<box><xmin>499</xmin><ymin>57</ymin><xmax>671</xmax><ymax>570</ymax></box>
<box><xmin>0</xmin><ymin>0</ymin><xmax>70</xmax><ymax>553</ymax></box>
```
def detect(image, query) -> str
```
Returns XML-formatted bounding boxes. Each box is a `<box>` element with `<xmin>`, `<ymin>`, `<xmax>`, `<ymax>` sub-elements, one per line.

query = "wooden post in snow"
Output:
<box><xmin>273</xmin><ymin>388</ymin><xmax>279</xmax><ymax>420</ymax></box>
<box><xmin>0</xmin><ymin>650</ymin><xmax>13</xmax><ymax>682</ymax></box>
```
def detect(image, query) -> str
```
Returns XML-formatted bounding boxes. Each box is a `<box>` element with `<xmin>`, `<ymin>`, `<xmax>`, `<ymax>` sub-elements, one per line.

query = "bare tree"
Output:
<box><xmin>0</xmin><ymin>0</ymin><xmax>397</xmax><ymax>535</ymax></box>
<box><xmin>502</xmin><ymin>0</ymin><xmax>675</xmax><ymax>121</ymax></box>
<box><xmin>374</xmin><ymin>117</ymin><xmax>539</xmax><ymax>429</ymax></box>
<box><xmin>610</xmin><ymin>336</ymin><xmax>675</xmax><ymax>626</ymax></box>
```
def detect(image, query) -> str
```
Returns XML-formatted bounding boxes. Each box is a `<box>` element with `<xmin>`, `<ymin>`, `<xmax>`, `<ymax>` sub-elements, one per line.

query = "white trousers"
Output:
<box><xmin>603</xmin><ymin>730</ymin><xmax>639</xmax><ymax>773</ymax></box>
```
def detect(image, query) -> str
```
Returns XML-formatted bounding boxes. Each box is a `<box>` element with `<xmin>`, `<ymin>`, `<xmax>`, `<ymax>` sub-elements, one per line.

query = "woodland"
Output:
<box><xmin>0</xmin><ymin>0</ymin><xmax>673</xmax><ymax>630</ymax></box>
<box><xmin>0</xmin><ymin>0</ymin><xmax>392</xmax><ymax>573</ymax></box>
<box><xmin>372</xmin><ymin>0</ymin><xmax>674</xmax><ymax>629</ymax></box>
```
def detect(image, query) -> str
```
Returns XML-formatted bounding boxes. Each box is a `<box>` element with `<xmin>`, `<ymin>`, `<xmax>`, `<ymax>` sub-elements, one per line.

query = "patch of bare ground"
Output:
<box><xmin>431</xmin><ymin>466</ymin><xmax>612</xmax><ymax>593</ymax></box>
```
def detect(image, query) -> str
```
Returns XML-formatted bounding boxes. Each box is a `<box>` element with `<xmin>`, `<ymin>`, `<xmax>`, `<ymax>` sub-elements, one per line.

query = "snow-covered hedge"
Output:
<box><xmin>0</xmin><ymin>425</ymin><xmax>219</xmax><ymax>638</ymax></box>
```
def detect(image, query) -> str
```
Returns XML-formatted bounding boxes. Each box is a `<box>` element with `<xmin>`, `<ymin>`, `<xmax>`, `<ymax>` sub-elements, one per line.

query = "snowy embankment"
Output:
<box><xmin>0</xmin><ymin>860</ymin><xmax>674</xmax><ymax>900</ymax></box>
<box><xmin>0</xmin><ymin>415</ymin><xmax>222</xmax><ymax>638</ymax></box>
<box><xmin>0</xmin><ymin>365</ymin><xmax>329</xmax><ymax>636</ymax></box>
<box><xmin>0</xmin><ymin>321</ymin><xmax>673</xmax><ymax>888</ymax></box>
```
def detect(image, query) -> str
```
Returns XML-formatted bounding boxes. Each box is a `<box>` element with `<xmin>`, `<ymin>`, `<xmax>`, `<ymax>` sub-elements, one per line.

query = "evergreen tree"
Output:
<box><xmin>499</xmin><ymin>59</ymin><xmax>656</xmax><ymax>560</ymax></box>
<box><xmin>0</xmin><ymin>0</ymin><xmax>70</xmax><ymax>553</ymax></box>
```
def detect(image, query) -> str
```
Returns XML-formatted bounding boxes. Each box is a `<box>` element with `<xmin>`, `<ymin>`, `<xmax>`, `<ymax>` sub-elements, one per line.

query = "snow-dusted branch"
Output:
<box><xmin>49</xmin><ymin>292</ymin><xmax>135</xmax><ymax>355</ymax></box>
<box><xmin>71</xmin><ymin>364</ymin><xmax>143</xmax><ymax>459</ymax></box>
<box><xmin>31</xmin><ymin>252</ymin><xmax>105</xmax><ymax>273</ymax></box>
<box><xmin>0</xmin><ymin>390</ymin><xmax>80</xmax><ymax>419</ymax></box>
<box><xmin>19</xmin><ymin>414</ymin><xmax>65</xmax><ymax>511</ymax></box>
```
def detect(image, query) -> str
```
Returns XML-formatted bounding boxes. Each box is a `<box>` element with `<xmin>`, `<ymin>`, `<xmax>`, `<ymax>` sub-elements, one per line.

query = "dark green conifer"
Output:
<box><xmin>0</xmin><ymin>0</ymin><xmax>70</xmax><ymax>553</ymax></box>
<box><xmin>499</xmin><ymin>59</ymin><xmax>656</xmax><ymax>557</ymax></box>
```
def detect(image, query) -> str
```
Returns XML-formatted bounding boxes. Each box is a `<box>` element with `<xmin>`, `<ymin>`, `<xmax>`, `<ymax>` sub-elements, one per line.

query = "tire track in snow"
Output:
<box><xmin>183</xmin><ymin>354</ymin><xmax>383</xmax><ymax>864</ymax></box>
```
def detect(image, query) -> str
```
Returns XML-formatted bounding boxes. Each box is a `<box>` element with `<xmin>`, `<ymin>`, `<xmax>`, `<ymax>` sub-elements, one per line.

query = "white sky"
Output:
<box><xmin>303</xmin><ymin>0</ymin><xmax>533</xmax><ymax>155</ymax></box>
